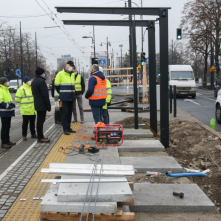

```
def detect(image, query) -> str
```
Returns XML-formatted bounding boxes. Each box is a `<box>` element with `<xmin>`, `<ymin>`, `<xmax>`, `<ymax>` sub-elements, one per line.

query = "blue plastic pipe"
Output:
<box><xmin>166</xmin><ymin>172</ymin><xmax>207</xmax><ymax>177</ymax></box>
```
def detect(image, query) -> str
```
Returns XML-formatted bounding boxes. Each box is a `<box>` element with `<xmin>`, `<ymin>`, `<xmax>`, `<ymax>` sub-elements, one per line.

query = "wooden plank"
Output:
<box><xmin>40</xmin><ymin>212</ymin><xmax>135</xmax><ymax>221</ymax></box>
<box><xmin>128</xmin><ymin>182</ymin><xmax>134</xmax><ymax>190</ymax></box>
<box><xmin>122</xmin><ymin>196</ymin><xmax>134</xmax><ymax>205</ymax></box>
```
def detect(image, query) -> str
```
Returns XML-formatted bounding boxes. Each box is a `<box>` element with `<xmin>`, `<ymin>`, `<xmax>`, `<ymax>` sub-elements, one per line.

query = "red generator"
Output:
<box><xmin>94</xmin><ymin>124</ymin><xmax>123</xmax><ymax>146</ymax></box>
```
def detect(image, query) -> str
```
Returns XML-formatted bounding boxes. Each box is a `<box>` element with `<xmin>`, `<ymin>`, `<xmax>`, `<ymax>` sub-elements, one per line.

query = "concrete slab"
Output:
<box><xmin>123</xmin><ymin>129</ymin><xmax>153</xmax><ymax>138</ymax></box>
<box><xmin>118</xmin><ymin>140</ymin><xmax>165</xmax><ymax>152</ymax></box>
<box><xmin>57</xmin><ymin>181</ymin><xmax>133</xmax><ymax>202</ymax></box>
<box><xmin>120</xmin><ymin>157</ymin><xmax>183</xmax><ymax>173</ymax></box>
<box><xmin>130</xmin><ymin>184</ymin><xmax>215</xmax><ymax>212</ymax></box>
<box><xmin>65</xmin><ymin>146</ymin><xmax>120</xmax><ymax>165</ymax></box>
<box><xmin>41</xmin><ymin>183</ymin><xmax>117</xmax><ymax>213</ymax></box>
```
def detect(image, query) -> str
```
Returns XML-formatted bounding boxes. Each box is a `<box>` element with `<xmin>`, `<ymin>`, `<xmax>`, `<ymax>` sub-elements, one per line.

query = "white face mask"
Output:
<box><xmin>27</xmin><ymin>81</ymin><xmax>32</xmax><ymax>86</ymax></box>
<box><xmin>68</xmin><ymin>66</ymin><xmax>73</xmax><ymax>72</ymax></box>
<box><xmin>6</xmin><ymin>82</ymin><xmax>9</xmax><ymax>87</ymax></box>
<box><xmin>42</xmin><ymin>74</ymin><xmax>45</xmax><ymax>78</ymax></box>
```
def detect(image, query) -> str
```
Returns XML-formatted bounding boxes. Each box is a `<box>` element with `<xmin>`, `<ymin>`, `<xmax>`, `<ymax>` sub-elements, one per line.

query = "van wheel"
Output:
<box><xmin>192</xmin><ymin>94</ymin><xmax>196</xmax><ymax>99</ymax></box>
<box><xmin>216</xmin><ymin>104</ymin><xmax>221</xmax><ymax>124</ymax></box>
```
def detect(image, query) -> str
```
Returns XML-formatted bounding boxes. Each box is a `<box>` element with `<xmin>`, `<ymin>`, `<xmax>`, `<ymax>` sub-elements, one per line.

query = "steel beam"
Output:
<box><xmin>132</xmin><ymin>20</ymin><xmax>138</xmax><ymax>129</ymax></box>
<box><xmin>41</xmin><ymin>178</ymin><xmax>127</xmax><ymax>183</ymax></box>
<box><xmin>62</xmin><ymin>20</ymin><xmax>155</xmax><ymax>27</ymax></box>
<box><xmin>159</xmin><ymin>9</ymin><xmax>169</xmax><ymax>148</ymax></box>
<box><xmin>148</xmin><ymin>21</ymin><xmax>157</xmax><ymax>134</ymax></box>
<box><xmin>55</xmin><ymin>7</ymin><xmax>170</xmax><ymax>16</ymax></box>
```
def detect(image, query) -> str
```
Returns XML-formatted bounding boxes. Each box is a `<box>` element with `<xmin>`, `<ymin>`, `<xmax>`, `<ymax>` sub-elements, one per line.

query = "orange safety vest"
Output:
<box><xmin>89</xmin><ymin>75</ymin><xmax>107</xmax><ymax>100</ymax></box>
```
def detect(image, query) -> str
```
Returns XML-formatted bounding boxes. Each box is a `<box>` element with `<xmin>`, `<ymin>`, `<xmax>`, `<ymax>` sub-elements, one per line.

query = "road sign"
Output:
<box><xmin>99</xmin><ymin>59</ymin><xmax>106</xmax><ymax>67</ymax></box>
<box><xmin>210</xmin><ymin>65</ymin><xmax>217</xmax><ymax>72</ymax></box>
<box><xmin>137</xmin><ymin>64</ymin><xmax>142</xmax><ymax>70</ymax></box>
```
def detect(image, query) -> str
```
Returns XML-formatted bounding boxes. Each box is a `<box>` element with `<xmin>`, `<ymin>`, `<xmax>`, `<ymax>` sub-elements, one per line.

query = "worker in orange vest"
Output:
<box><xmin>85</xmin><ymin>64</ymin><xmax>107</xmax><ymax>124</ymax></box>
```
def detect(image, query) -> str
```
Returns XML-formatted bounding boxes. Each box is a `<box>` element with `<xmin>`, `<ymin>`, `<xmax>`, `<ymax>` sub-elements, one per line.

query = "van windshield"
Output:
<box><xmin>9</xmin><ymin>82</ymin><xmax>17</xmax><ymax>86</ymax></box>
<box><xmin>171</xmin><ymin>71</ymin><xmax>194</xmax><ymax>80</ymax></box>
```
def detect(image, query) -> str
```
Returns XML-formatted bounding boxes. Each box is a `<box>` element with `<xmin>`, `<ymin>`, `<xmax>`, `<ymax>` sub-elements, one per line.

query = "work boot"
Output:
<box><xmin>1</xmin><ymin>144</ymin><xmax>11</xmax><ymax>149</ymax></box>
<box><xmin>31</xmin><ymin>134</ymin><xmax>38</xmax><ymax>139</ymax></box>
<box><xmin>8</xmin><ymin>141</ymin><xmax>16</xmax><ymax>146</ymax></box>
<box><xmin>37</xmin><ymin>138</ymin><xmax>50</xmax><ymax>143</ymax></box>
<box><xmin>23</xmin><ymin>136</ymin><xmax>27</xmax><ymax>141</ymax></box>
<box><xmin>68</xmin><ymin>128</ymin><xmax>76</xmax><ymax>133</ymax></box>
<box><xmin>55</xmin><ymin>121</ymin><xmax>61</xmax><ymax>124</ymax></box>
<box><xmin>64</xmin><ymin>130</ymin><xmax>70</xmax><ymax>135</ymax></box>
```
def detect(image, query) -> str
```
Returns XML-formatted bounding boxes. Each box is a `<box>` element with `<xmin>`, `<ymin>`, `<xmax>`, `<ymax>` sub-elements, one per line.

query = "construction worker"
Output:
<box><xmin>15</xmin><ymin>76</ymin><xmax>37</xmax><ymax>141</ymax></box>
<box><xmin>0</xmin><ymin>77</ymin><xmax>16</xmax><ymax>149</ymax></box>
<box><xmin>55</xmin><ymin>61</ymin><xmax>76</xmax><ymax>135</ymax></box>
<box><xmin>72</xmin><ymin>67</ymin><xmax>85</xmax><ymax>123</ymax></box>
<box><xmin>102</xmin><ymin>79</ymin><xmax>112</xmax><ymax>124</ymax></box>
<box><xmin>85</xmin><ymin>64</ymin><xmax>107</xmax><ymax>124</ymax></box>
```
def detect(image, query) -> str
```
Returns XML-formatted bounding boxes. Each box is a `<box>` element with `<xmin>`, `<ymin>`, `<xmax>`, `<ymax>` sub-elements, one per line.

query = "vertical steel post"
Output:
<box><xmin>170</xmin><ymin>85</ymin><xmax>172</xmax><ymax>113</ymax></box>
<box><xmin>132</xmin><ymin>19</ymin><xmax>138</xmax><ymax>129</ymax></box>
<box><xmin>210</xmin><ymin>43</ymin><xmax>214</xmax><ymax>89</ymax></box>
<box><xmin>20</xmin><ymin>21</ymin><xmax>23</xmax><ymax>83</ymax></box>
<box><xmin>35</xmin><ymin>32</ymin><xmax>38</xmax><ymax>68</ymax></box>
<box><xmin>148</xmin><ymin>21</ymin><xmax>157</xmax><ymax>134</ymax></box>
<box><xmin>159</xmin><ymin>9</ymin><xmax>169</xmax><ymax>148</ymax></box>
<box><xmin>173</xmin><ymin>85</ymin><xmax>176</xmax><ymax>117</ymax></box>
<box><xmin>128</xmin><ymin>0</ymin><xmax>133</xmax><ymax>67</ymax></box>
<box><xmin>93</xmin><ymin>25</ymin><xmax>95</xmax><ymax>57</ymax></box>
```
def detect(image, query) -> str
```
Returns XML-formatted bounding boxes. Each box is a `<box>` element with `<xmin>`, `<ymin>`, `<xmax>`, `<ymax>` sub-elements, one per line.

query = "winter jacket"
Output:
<box><xmin>31</xmin><ymin>76</ymin><xmax>51</xmax><ymax>111</ymax></box>
<box><xmin>85</xmin><ymin>71</ymin><xmax>106</xmax><ymax>107</ymax></box>
<box><xmin>0</xmin><ymin>85</ymin><xmax>15</xmax><ymax>117</ymax></box>
<box><xmin>15</xmin><ymin>83</ymin><xmax>36</xmax><ymax>115</ymax></box>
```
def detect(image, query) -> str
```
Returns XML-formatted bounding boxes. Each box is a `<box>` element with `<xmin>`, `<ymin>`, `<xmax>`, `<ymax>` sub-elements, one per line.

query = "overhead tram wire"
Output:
<box><xmin>0</xmin><ymin>14</ymin><xmax>48</xmax><ymax>18</ymax></box>
<box><xmin>35</xmin><ymin>0</ymin><xmax>88</xmax><ymax>60</ymax></box>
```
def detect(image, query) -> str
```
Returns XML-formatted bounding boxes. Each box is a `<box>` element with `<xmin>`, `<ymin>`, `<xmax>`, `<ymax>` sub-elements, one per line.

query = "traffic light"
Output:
<box><xmin>108</xmin><ymin>65</ymin><xmax>111</xmax><ymax>69</ymax></box>
<box><xmin>177</xmin><ymin>28</ymin><xmax>182</xmax><ymax>40</ymax></box>
<box><xmin>91</xmin><ymin>57</ymin><xmax>98</xmax><ymax>65</ymax></box>
<box><xmin>141</xmin><ymin>52</ymin><xmax>146</xmax><ymax>65</ymax></box>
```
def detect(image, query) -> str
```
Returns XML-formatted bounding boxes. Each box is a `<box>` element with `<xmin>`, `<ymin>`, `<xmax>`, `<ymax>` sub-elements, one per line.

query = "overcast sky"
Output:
<box><xmin>0</xmin><ymin>0</ymin><xmax>189</xmax><ymax>72</ymax></box>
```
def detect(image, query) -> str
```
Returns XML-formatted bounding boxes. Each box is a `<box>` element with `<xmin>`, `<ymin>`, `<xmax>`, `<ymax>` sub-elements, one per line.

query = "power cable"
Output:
<box><xmin>0</xmin><ymin>14</ymin><xmax>48</xmax><ymax>18</ymax></box>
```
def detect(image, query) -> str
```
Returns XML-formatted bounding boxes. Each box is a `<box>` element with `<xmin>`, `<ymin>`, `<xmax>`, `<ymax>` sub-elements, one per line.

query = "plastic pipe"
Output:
<box><xmin>166</xmin><ymin>172</ymin><xmax>207</xmax><ymax>177</ymax></box>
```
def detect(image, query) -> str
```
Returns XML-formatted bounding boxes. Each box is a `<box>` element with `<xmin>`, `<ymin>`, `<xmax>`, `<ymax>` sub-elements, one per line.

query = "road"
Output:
<box><xmin>176</xmin><ymin>88</ymin><xmax>221</xmax><ymax>133</ymax></box>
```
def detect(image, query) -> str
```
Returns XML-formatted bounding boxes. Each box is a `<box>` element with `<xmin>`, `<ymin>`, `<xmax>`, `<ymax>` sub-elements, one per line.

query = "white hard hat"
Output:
<box><xmin>99</xmin><ymin>66</ymin><xmax>103</xmax><ymax>73</ymax></box>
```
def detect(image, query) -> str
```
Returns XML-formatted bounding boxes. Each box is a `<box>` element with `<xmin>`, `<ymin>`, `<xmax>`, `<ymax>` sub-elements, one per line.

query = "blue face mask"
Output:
<box><xmin>74</xmin><ymin>72</ymin><xmax>77</xmax><ymax>75</ymax></box>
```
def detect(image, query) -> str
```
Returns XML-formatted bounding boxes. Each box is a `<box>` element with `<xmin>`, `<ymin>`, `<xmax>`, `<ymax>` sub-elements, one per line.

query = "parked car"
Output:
<box><xmin>214</xmin><ymin>79</ymin><xmax>221</xmax><ymax>97</ymax></box>
<box><xmin>215</xmin><ymin>89</ymin><xmax>221</xmax><ymax>123</ymax></box>
<box><xmin>8</xmin><ymin>79</ymin><xmax>22</xmax><ymax>93</ymax></box>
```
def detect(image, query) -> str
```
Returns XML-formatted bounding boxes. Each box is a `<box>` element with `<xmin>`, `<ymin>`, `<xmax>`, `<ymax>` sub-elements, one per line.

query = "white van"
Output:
<box><xmin>8</xmin><ymin>79</ymin><xmax>22</xmax><ymax>93</ymax></box>
<box><xmin>169</xmin><ymin>65</ymin><xmax>196</xmax><ymax>98</ymax></box>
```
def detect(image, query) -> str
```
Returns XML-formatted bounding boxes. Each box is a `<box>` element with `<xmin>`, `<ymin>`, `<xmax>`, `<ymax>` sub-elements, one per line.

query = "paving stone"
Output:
<box><xmin>123</xmin><ymin>129</ymin><xmax>153</xmax><ymax>138</ymax></box>
<box><xmin>130</xmin><ymin>184</ymin><xmax>215</xmax><ymax>212</ymax></box>
<box><xmin>120</xmin><ymin>157</ymin><xmax>183</xmax><ymax>173</ymax></box>
<box><xmin>41</xmin><ymin>184</ymin><xmax>117</xmax><ymax>214</ymax></box>
<box><xmin>57</xmin><ymin>181</ymin><xmax>133</xmax><ymax>203</ymax></box>
<box><xmin>118</xmin><ymin>140</ymin><xmax>165</xmax><ymax>152</ymax></box>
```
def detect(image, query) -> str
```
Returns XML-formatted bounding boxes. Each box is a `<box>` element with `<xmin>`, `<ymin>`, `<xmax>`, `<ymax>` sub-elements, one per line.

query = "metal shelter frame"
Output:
<box><xmin>55</xmin><ymin>6</ymin><xmax>170</xmax><ymax>148</ymax></box>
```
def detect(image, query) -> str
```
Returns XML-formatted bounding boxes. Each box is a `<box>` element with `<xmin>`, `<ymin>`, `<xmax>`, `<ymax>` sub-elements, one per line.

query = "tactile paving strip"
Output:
<box><xmin>2</xmin><ymin>123</ymin><xmax>81</xmax><ymax>221</ymax></box>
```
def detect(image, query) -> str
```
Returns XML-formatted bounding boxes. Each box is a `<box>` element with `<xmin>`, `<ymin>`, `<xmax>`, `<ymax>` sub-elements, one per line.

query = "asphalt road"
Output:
<box><xmin>176</xmin><ymin>88</ymin><xmax>221</xmax><ymax>133</ymax></box>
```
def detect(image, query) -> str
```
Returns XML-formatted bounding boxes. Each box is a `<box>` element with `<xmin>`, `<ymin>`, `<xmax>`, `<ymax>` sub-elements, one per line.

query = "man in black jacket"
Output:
<box><xmin>32</xmin><ymin>67</ymin><xmax>51</xmax><ymax>143</ymax></box>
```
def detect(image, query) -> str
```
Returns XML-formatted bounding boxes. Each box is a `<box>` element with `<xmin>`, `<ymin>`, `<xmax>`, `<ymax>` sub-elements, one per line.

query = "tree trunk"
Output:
<box><xmin>203</xmin><ymin>55</ymin><xmax>208</xmax><ymax>88</ymax></box>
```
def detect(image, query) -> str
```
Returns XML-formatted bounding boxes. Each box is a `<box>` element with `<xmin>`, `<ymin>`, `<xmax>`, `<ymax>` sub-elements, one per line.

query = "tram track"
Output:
<box><xmin>0</xmin><ymin>114</ymin><xmax>54</xmax><ymax>158</ymax></box>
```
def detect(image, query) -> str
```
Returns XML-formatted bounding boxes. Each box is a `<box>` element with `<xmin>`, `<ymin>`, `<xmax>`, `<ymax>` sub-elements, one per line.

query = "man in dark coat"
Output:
<box><xmin>32</xmin><ymin>67</ymin><xmax>51</xmax><ymax>143</ymax></box>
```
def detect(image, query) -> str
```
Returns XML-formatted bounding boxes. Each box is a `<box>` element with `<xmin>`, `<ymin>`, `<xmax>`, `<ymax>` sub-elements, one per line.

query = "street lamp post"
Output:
<box><xmin>119</xmin><ymin>44</ymin><xmax>123</xmax><ymax>74</ymax></box>
<box><xmin>100</xmin><ymin>37</ymin><xmax>111</xmax><ymax>68</ymax></box>
<box><xmin>82</xmin><ymin>25</ymin><xmax>95</xmax><ymax>57</ymax></box>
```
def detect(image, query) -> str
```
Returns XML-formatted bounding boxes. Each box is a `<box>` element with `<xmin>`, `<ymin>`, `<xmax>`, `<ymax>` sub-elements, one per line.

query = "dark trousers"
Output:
<box><xmin>1</xmin><ymin>117</ymin><xmax>11</xmax><ymax>144</ymax></box>
<box><xmin>37</xmin><ymin>111</ymin><xmax>46</xmax><ymax>139</ymax></box>
<box><xmin>62</xmin><ymin>101</ymin><xmax>73</xmax><ymax>131</ymax></box>
<box><xmin>22</xmin><ymin>115</ymin><xmax>36</xmax><ymax>136</ymax></box>
<box><xmin>102</xmin><ymin>109</ymin><xmax>109</xmax><ymax>124</ymax></box>
<box><xmin>91</xmin><ymin>106</ymin><xmax>103</xmax><ymax>124</ymax></box>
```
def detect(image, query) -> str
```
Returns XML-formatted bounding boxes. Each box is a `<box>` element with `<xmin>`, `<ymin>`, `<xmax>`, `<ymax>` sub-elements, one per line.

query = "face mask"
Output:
<box><xmin>42</xmin><ymin>74</ymin><xmax>45</xmax><ymax>78</ymax></box>
<box><xmin>27</xmin><ymin>81</ymin><xmax>32</xmax><ymax>86</ymax></box>
<box><xmin>68</xmin><ymin>66</ymin><xmax>73</xmax><ymax>72</ymax></box>
<box><xmin>6</xmin><ymin>82</ymin><xmax>9</xmax><ymax>87</ymax></box>
<box><xmin>74</xmin><ymin>72</ymin><xmax>77</xmax><ymax>75</ymax></box>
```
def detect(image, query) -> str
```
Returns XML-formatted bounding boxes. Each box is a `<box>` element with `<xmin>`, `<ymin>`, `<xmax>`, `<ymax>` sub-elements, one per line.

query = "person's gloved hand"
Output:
<box><xmin>107</xmin><ymin>102</ymin><xmax>111</xmax><ymax>106</ymax></box>
<box><xmin>8</xmin><ymin>104</ymin><xmax>14</xmax><ymax>109</ymax></box>
<box><xmin>47</xmin><ymin>107</ymin><xmax>51</xmax><ymax>112</ymax></box>
<box><xmin>11</xmin><ymin>103</ymin><xmax>15</xmax><ymax>108</ymax></box>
